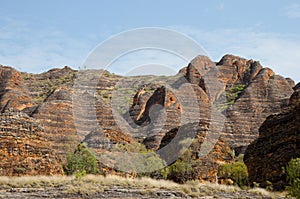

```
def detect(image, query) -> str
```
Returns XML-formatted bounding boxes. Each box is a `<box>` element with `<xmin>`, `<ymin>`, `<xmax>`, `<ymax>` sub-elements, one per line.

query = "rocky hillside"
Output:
<box><xmin>244</xmin><ymin>83</ymin><xmax>300</xmax><ymax>190</ymax></box>
<box><xmin>0</xmin><ymin>54</ymin><xmax>296</xmax><ymax>180</ymax></box>
<box><xmin>0</xmin><ymin>110</ymin><xmax>63</xmax><ymax>176</ymax></box>
<box><xmin>0</xmin><ymin>66</ymin><xmax>34</xmax><ymax>112</ymax></box>
<box><xmin>215</xmin><ymin>55</ymin><xmax>294</xmax><ymax>150</ymax></box>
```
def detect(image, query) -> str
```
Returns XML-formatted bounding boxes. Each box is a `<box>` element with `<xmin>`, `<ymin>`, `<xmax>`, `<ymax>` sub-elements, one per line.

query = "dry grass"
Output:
<box><xmin>249</xmin><ymin>188</ymin><xmax>274</xmax><ymax>197</ymax></box>
<box><xmin>0</xmin><ymin>175</ymin><xmax>71</xmax><ymax>188</ymax></box>
<box><xmin>0</xmin><ymin>175</ymin><xmax>287</xmax><ymax>198</ymax></box>
<box><xmin>199</xmin><ymin>181</ymin><xmax>241</xmax><ymax>192</ymax></box>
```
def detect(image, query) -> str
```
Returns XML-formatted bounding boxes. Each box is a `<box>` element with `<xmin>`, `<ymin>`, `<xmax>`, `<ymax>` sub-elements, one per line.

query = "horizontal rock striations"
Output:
<box><xmin>0</xmin><ymin>111</ymin><xmax>63</xmax><ymax>175</ymax></box>
<box><xmin>244</xmin><ymin>83</ymin><xmax>300</xmax><ymax>190</ymax></box>
<box><xmin>214</xmin><ymin>55</ymin><xmax>293</xmax><ymax>148</ymax></box>
<box><xmin>0</xmin><ymin>54</ymin><xmax>296</xmax><ymax>178</ymax></box>
<box><xmin>0</xmin><ymin>66</ymin><xmax>34</xmax><ymax>112</ymax></box>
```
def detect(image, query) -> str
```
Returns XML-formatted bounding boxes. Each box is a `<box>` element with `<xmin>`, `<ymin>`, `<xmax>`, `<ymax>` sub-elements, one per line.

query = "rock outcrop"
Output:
<box><xmin>244</xmin><ymin>83</ymin><xmax>300</xmax><ymax>190</ymax></box>
<box><xmin>0</xmin><ymin>111</ymin><xmax>63</xmax><ymax>175</ymax></box>
<box><xmin>32</xmin><ymin>87</ymin><xmax>79</xmax><ymax>157</ymax></box>
<box><xmin>223</xmin><ymin>68</ymin><xmax>293</xmax><ymax>148</ymax></box>
<box><xmin>185</xmin><ymin>55</ymin><xmax>216</xmax><ymax>93</ymax></box>
<box><xmin>214</xmin><ymin>55</ymin><xmax>293</xmax><ymax>148</ymax></box>
<box><xmin>135</xmin><ymin>55</ymin><xmax>294</xmax><ymax>151</ymax></box>
<box><xmin>0</xmin><ymin>66</ymin><xmax>34</xmax><ymax>112</ymax></box>
<box><xmin>158</xmin><ymin>122</ymin><xmax>233</xmax><ymax>182</ymax></box>
<box><xmin>0</xmin><ymin>54</ymin><xmax>296</xmax><ymax>180</ymax></box>
<box><xmin>22</xmin><ymin>66</ymin><xmax>76</xmax><ymax>106</ymax></box>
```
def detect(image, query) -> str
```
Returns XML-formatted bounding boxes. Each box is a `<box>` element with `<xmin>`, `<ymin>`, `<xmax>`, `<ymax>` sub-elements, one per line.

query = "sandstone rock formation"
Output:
<box><xmin>214</xmin><ymin>55</ymin><xmax>293</xmax><ymax>149</ymax></box>
<box><xmin>0</xmin><ymin>66</ymin><xmax>34</xmax><ymax>112</ymax></box>
<box><xmin>22</xmin><ymin>66</ymin><xmax>76</xmax><ymax>106</ymax></box>
<box><xmin>0</xmin><ymin>54</ymin><xmax>296</xmax><ymax>180</ymax></box>
<box><xmin>185</xmin><ymin>55</ymin><xmax>216</xmax><ymax>93</ymax></box>
<box><xmin>244</xmin><ymin>83</ymin><xmax>300</xmax><ymax>190</ymax></box>
<box><xmin>223</xmin><ymin>68</ymin><xmax>293</xmax><ymax>148</ymax></box>
<box><xmin>158</xmin><ymin>122</ymin><xmax>233</xmax><ymax>182</ymax></box>
<box><xmin>32</xmin><ymin>87</ymin><xmax>78</xmax><ymax>157</ymax></box>
<box><xmin>0</xmin><ymin>110</ymin><xmax>63</xmax><ymax>175</ymax></box>
<box><xmin>135</xmin><ymin>55</ymin><xmax>294</xmax><ymax>151</ymax></box>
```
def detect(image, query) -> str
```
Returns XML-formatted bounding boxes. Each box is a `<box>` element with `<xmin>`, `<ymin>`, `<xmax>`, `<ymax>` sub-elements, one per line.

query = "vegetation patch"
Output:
<box><xmin>285</xmin><ymin>157</ymin><xmax>300</xmax><ymax>198</ymax></box>
<box><xmin>108</xmin><ymin>142</ymin><xmax>168</xmax><ymax>178</ymax></box>
<box><xmin>218</xmin><ymin>161</ymin><xmax>248</xmax><ymax>187</ymax></box>
<box><xmin>216</xmin><ymin>84</ymin><xmax>247</xmax><ymax>111</ymax></box>
<box><xmin>63</xmin><ymin>143</ymin><xmax>100</xmax><ymax>176</ymax></box>
<box><xmin>22</xmin><ymin>71</ymin><xmax>77</xmax><ymax>105</ymax></box>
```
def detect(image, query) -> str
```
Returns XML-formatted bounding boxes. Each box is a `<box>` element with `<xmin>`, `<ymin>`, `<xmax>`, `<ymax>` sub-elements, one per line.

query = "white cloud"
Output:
<box><xmin>83</xmin><ymin>28</ymin><xmax>208</xmax><ymax>76</ymax></box>
<box><xmin>0</xmin><ymin>17</ymin><xmax>94</xmax><ymax>73</ymax></box>
<box><xmin>283</xmin><ymin>3</ymin><xmax>300</xmax><ymax>18</ymax></box>
<box><xmin>170</xmin><ymin>26</ymin><xmax>300</xmax><ymax>83</ymax></box>
<box><xmin>107</xmin><ymin>49</ymin><xmax>188</xmax><ymax>76</ymax></box>
<box><xmin>0</xmin><ymin>18</ymin><xmax>299</xmax><ymax>83</ymax></box>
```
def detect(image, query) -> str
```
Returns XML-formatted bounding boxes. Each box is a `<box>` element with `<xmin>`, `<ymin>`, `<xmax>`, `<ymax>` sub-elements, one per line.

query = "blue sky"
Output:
<box><xmin>0</xmin><ymin>0</ymin><xmax>300</xmax><ymax>82</ymax></box>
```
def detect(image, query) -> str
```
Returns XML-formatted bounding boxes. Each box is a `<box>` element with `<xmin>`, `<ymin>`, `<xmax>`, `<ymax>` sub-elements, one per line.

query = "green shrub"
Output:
<box><xmin>111</xmin><ymin>143</ymin><xmax>168</xmax><ymax>178</ymax></box>
<box><xmin>163</xmin><ymin>160</ymin><xmax>194</xmax><ymax>184</ymax></box>
<box><xmin>64</xmin><ymin>143</ymin><xmax>100</xmax><ymax>175</ymax></box>
<box><xmin>137</xmin><ymin>152</ymin><xmax>168</xmax><ymax>178</ymax></box>
<box><xmin>113</xmin><ymin>142</ymin><xmax>147</xmax><ymax>153</ymax></box>
<box><xmin>119</xmin><ymin>139</ymin><xmax>198</xmax><ymax>183</ymax></box>
<box><xmin>286</xmin><ymin>158</ymin><xmax>300</xmax><ymax>198</ymax></box>
<box><xmin>216</xmin><ymin>84</ymin><xmax>246</xmax><ymax>111</ymax></box>
<box><xmin>161</xmin><ymin>147</ymin><xmax>199</xmax><ymax>184</ymax></box>
<box><xmin>218</xmin><ymin>162</ymin><xmax>248</xmax><ymax>187</ymax></box>
<box><xmin>231</xmin><ymin>84</ymin><xmax>246</xmax><ymax>93</ymax></box>
<box><xmin>75</xmin><ymin>170</ymin><xmax>87</xmax><ymax>180</ymax></box>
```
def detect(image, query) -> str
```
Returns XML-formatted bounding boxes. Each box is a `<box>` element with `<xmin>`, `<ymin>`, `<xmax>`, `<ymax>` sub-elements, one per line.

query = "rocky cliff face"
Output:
<box><xmin>244</xmin><ymin>83</ymin><xmax>300</xmax><ymax>190</ymax></box>
<box><xmin>158</xmin><ymin>122</ymin><xmax>233</xmax><ymax>182</ymax></box>
<box><xmin>223</xmin><ymin>67</ymin><xmax>293</xmax><ymax>148</ymax></box>
<box><xmin>0</xmin><ymin>66</ymin><xmax>34</xmax><ymax>112</ymax></box>
<box><xmin>0</xmin><ymin>110</ymin><xmax>63</xmax><ymax>175</ymax></box>
<box><xmin>136</xmin><ymin>55</ymin><xmax>294</xmax><ymax>151</ymax></box>
<box><xmin>130</xmin><ymin>84</ymin><xmax>210</xmax><ymax>150</ymax></box>
<box><xmin>32</xmin><ymin>87</ymin><xmax>78</xmax><ymax>157</ymax></box>
<box><xmin>0</xmin><ymin>54</ymin><xmax>295</xmax><ymax>179</ymax></box>
<box><xmin>215</xmin><ymin>55</ymin><xmax>293</xmax><ymax>149</ymax></box>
